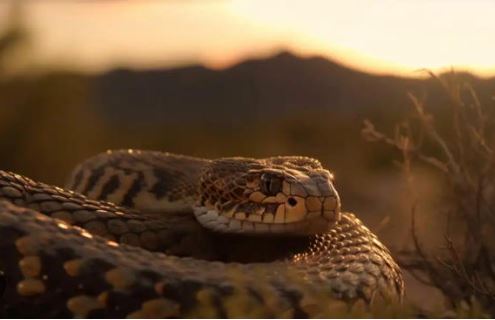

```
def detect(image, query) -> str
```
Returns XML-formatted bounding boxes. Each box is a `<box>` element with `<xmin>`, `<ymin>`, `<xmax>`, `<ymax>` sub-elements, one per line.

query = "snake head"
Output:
<box><xmin>194</xmin><ymin>156</ymin><xmax>341</xmax><ymax>235</ymax></box>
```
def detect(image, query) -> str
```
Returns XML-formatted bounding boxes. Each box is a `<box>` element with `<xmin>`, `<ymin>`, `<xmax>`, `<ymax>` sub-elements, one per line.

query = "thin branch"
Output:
<box><xmin>364</xmin><ymin>71</ymin><xmax>495</xmax><ymax>315</ymax></box>
<box><xmin>407</xmin><ymin>93</ymin><xmax>460</xmax><ymax>175</ymax></box>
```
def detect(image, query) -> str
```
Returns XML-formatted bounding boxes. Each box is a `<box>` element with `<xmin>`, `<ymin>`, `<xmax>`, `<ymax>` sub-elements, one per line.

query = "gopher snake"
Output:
<box><xmin>0</xmin><ymin>150</ymin><xmax>403</xmax><ymax>317</ymax></box>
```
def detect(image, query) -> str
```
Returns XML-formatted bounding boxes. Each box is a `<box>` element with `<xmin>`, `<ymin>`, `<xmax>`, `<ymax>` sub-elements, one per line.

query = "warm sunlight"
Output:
<box><xmin>228</xmin><ymin>0</ymin><xmax>495</xmax><ymax>76</ymax></box>
<box><xmin>2</xmin><ymin>1</ymin><xmax>495</xmax><ymax>318</ymax></box>
<box><xmin>1</xmin><ymin>0</ymin><xmax>494</xmax><ymax>77</ymax></box>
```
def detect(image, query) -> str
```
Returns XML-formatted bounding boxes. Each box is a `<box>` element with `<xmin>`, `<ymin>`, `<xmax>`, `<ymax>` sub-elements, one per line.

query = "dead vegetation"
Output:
<box><xmin>363</xmin><ymin>71</ymin><xmax>495</xmax><ymax>316</ymax></box>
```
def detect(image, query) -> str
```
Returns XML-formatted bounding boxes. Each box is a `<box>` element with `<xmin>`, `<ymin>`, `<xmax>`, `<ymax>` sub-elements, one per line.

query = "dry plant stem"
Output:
<box><xmin>406</xmin><ymin>93</ymin><xmax>459</xmax><ymax>176</ymax></box>
<box><xmin>362</xmin><ymin>120</ymin><xmax>448</xmax><ymax>174</ymax></box>
<box><xmin>363</xmin><ymin>72</ymin><xmax>495</xmax><ymax>315</ymax></box>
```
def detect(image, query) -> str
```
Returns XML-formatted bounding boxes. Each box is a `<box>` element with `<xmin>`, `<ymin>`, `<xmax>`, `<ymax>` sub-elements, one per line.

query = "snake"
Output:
<box><xmin>0</xmin><ymin>150</ymin><xmax>403</xmax><ymax>318</ymax></box>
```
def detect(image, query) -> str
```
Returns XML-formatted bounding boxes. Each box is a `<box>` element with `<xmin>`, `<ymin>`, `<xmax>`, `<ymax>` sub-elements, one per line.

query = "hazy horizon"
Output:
<box><xmin>1</xmin><ymin>0</ymin><xmax>495</xmax><ymax>78</ymax></box>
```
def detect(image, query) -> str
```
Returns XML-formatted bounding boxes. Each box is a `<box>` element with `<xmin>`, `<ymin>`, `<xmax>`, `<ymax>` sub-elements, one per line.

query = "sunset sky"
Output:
<box><xmin>1</xmin><ymin>0</ymin><xmax>494</xmax><ymax>77</ymax></box>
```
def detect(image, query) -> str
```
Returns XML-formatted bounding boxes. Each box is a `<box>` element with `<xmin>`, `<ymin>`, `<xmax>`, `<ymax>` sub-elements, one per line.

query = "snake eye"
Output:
<box><xmin>260</xmin><ymin>173</ymin><xmax>283</xmax><ymax>196</ymax></box>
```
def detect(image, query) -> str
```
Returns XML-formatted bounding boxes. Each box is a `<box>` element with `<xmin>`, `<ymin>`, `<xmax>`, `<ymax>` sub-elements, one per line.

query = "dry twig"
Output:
<box><xmin>363</xmin><ymin>72</ymin><xmax>495</xmax><ymax>315</ymax></box>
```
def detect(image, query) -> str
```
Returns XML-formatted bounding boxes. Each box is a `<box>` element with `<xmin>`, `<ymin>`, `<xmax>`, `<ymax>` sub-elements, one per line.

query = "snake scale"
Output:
<box><xmin>0</xmin><ymin>150</ymin><xmax>403</xmax><ymax>318</ymax></box>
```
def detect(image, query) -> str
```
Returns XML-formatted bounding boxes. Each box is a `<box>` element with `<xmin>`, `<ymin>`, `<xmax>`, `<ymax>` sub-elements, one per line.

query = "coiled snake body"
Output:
<box><xmin>0</xmin><ymin>150</ymin><xmax>403</xmax><ymax>318</ymax></box>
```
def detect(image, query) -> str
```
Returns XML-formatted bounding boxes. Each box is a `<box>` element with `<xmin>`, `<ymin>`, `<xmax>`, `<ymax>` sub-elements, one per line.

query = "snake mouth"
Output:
<box><xmin>193</xmin><ymin>193</ymin><xmax>340</xmax><ymax>235</ymax></box>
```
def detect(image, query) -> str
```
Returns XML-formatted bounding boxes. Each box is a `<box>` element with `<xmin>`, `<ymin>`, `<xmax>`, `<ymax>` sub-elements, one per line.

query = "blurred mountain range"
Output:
<box><xmin>91</xmin><ymin>51</ymin><xmax>495</xmax><ymax>126</ymax></box>
<box><xmin>1</xmin><ymin>49</ymin><xmax>495</xmax><ymax>191</ymax></box>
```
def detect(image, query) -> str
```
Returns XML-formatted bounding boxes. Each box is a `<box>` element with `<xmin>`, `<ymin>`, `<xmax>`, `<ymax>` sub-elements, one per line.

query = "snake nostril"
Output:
<box><xmin>287</xmin><ymin>197</ymin><xmax>297</xmax><ymax>207</ymax></box>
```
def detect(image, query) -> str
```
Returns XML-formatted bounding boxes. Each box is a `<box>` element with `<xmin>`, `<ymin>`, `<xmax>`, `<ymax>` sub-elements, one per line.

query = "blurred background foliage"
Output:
<box><xmin>1</xmin><ymin>2</ymin><xmax>495</xmax><ymax>315</ymax></box>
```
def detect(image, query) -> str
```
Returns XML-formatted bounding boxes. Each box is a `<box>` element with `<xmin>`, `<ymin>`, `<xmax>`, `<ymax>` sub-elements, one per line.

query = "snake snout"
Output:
<box><xmin>307</xmin><ymin>177</ymin><xmax>341</xmax><ymax>220</ymax></box>
<box><xmin>275</xmin><ymin>171</ymin><xmax>340</xmax><ymax>235</ymax></box>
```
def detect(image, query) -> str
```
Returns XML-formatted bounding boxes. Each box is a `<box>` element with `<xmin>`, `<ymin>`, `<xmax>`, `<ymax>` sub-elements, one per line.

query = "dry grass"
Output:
<box><xmin>363</xmin><ymin>71</ymin><xmax>495</xmax><ymax>317</ymax></box>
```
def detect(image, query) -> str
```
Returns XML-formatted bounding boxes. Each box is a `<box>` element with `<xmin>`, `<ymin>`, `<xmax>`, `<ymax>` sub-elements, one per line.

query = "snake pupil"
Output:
<box><xmin>263</xmin><ymin>179</ymin><xmax>272</xmax><ymax>194</ymax></box>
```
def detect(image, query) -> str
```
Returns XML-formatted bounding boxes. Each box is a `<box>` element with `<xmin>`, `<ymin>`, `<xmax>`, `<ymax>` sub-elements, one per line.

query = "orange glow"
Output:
<box><xmin>228</xmin><ymin>0</ymin><xmax>495</xmax><ymax>77</ymax></box>
<box><xmin>1</xmin><ymin>0</ymin><xmax>494</xmax><ymax>77</ymax></box>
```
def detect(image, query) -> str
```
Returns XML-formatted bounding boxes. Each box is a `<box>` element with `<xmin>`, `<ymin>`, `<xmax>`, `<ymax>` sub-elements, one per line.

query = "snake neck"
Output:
<box><xmin>291</xmin><ymin>213</ymin><xmax>404</xmax><ymax>301</ymax></box>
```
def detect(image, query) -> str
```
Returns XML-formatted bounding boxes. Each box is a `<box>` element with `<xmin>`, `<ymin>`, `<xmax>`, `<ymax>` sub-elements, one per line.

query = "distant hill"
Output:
<box><xmin>90</xmin><ymin>51</ymin><xmax>495</xmax><ymax>125</ymax></box>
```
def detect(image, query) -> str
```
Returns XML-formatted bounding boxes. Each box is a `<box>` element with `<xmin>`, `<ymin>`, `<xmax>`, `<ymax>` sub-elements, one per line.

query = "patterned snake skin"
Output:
<box><xmin>0</xmin><ymin>150</ymin><xmax>403</xmax><ymax>318</ymax></box>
